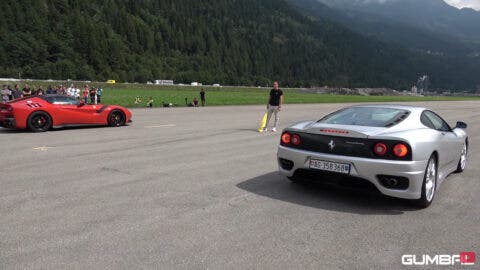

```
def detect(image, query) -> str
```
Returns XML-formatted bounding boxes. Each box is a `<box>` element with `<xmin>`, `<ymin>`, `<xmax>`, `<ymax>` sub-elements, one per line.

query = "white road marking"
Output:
<box><xmin>144</xmin><ymin>124</ymin><xmax>176</xmax><ymax>128</ymax></box>
<box><xmin>33</xmin><ymin>146</ymin><xmax>54</xmax><ymax>151</ymax></box>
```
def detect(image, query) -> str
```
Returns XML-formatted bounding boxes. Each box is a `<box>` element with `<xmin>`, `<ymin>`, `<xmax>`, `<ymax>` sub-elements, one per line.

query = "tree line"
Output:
<box><xmin>0</xmin><ymin>0</ymin><xmax>478</xmax><ymax>90</ymax></box>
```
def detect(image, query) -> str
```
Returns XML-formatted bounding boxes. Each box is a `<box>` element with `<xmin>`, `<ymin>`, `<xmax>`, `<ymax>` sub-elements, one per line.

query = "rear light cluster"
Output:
<box><xmin>373</xmin><ymin>142</ymin><xmax>409</xmax><ymax>158</ymax></box>
<box><xmin>373</xmin><ymin>143</ymin><xmax>387</xmax><ymax>156</ymax></box>
<box><xmin>281</xmin><ymin>132</ymin><xmax>301</xmax><ymax>146</ymax></box>
<box><xmin>0</xmin><ymin>105</ymin><xmax>13</xmax><ymax>112</ymax></box>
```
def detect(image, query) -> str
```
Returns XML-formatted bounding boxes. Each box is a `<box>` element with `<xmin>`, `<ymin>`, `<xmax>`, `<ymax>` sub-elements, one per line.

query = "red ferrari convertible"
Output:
<box><xmin>0</xmin><ymin>95</ymin><xmax>132</xmax><ymax>132</ymax></box>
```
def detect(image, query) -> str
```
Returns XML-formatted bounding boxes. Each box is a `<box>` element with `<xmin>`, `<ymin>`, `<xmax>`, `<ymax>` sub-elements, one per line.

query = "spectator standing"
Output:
<box><xmin>200</xmin><ymin>89</ymin><xmax>206</xmax><ymax>106</ymax></box>
<box><xmin>90</xmin><ymin>87</ymin><xmax>97</xmax><ymax>104</ymax></box>
<box><xmin>262</xmin><ymin>81</ymin><xmax>283</xmax><ymax>132</ymax></box>
<box><xmin>67</xmin><ymin>84</ymin><xmax>77</xmax><ymax>97</ymax></box>
<box><xmin>59</xmin><ymin>85</ymin><xmax>66</xmax><ymax>95</ymax></box>
<box><xmin>82</xmin><ymin>85</ymin><xmax>89</xmax><ymax>103</ymax></box>
<box><xmin>66</xmin><ymin>85</ymin><xmax>73</xmax><ymax>96</ymax></box>
<box><xmin>22</xmin><ymin>84</ymin><xmax>32</xmax><ymax>97</ymax></box>
<box><xmin>1</xmin><ymin>85</ymin><xmax>11</xmax><ymax>103</ymax></box>
<box><xmin>193</xmin><ymin>97</ymin><xmax>199</xmax><ymax>107</ymax></box>
<box><xmin>96</xmin><ymin>87</ymin><xmax>102</xmax><ymax>103</ymax></box>
<box><xmin>7</xmin><ymin>85</ymin><xmax>13</xmax><ymax>100</ymax></box>
<box><xmin>36</xmin><ymin>86</ymin><xmax>44</xmax><ymax>96</ymax></box>
<box><xmin>75</xmin><ymin>87</ymin><xmax>80</xmax><ymax>100</ymax></box>
<box><xmin>12</xmin><ymin>84</ymin><xmax>22</xmax><ymax>99</ymax></box>
<box><xmin>46</xmin><ymin>85</ymin><xmax>54</xmax><ymax>95</ymax></box>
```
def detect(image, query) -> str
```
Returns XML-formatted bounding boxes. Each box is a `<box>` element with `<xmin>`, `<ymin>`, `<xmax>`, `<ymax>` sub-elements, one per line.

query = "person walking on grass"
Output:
<box><xmin>262</xmin><ymin>81</ymin><xmax>283</xmax><ymax>132</ymax></box>
<box><xmin>200</xmin><ymin>89</ymin><xmax>206</xmax><ymax>106</ymax></box>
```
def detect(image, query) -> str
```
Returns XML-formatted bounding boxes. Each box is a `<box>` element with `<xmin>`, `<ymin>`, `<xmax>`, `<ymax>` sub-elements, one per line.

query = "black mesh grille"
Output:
<box><xmin>293</xmin><ymin>169</ymin><xmax>380</xmax><ymax>192</ymax></box>
<box><xmin>281</xmin><ymin>131</ymin><xmax>412</xmax><ymax>161</ymax></box>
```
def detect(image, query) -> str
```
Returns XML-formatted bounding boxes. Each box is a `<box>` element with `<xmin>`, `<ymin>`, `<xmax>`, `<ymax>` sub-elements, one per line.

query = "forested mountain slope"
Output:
<box><xmin>0</xmin><ymin>0</ymin><xmax>478</xmax><ymax>89</ymax></box>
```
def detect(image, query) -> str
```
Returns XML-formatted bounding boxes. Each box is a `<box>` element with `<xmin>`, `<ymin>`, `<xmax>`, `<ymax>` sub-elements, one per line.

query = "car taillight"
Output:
<box><xmin>373</xmin><ymin>142</ymin><xmax>388</xmax><ymax>156</ymax></box>
<box><xmin>393</xmin><ymin>143</ymin><xmax>409</xmax><ymax>158</ymax></box>
<box><xmin>281</xmin><ymin>132</ymin><xmax>291</xmax><ymax>144</ymax></box>
<box><xmin>0</xmin><ymin>105</ymin><xmax>12</xmax><ymax>112</ymax></box>
<box><xmin>291</xmin><ymin>134</ymin><xmax>301</xmax><ymax>146</ymax></box>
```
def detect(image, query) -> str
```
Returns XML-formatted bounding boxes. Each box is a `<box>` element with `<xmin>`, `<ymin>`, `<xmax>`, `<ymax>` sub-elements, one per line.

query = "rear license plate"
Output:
<box><xmin>309</xmin><ymin>159</ymin><xmax>351</xmax><ymax>174</ymax></box>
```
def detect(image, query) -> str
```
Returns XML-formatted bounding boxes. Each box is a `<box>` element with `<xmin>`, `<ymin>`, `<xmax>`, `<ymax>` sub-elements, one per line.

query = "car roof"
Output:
<box><xmin>38</xmin><ymin>95</ymin><xmax>77</xmax><ymax>100</ymax></box>
<box><xmin>349</xmin><ymin>104</ymin><xmax>426</xmax><ymax>112</ymax></box>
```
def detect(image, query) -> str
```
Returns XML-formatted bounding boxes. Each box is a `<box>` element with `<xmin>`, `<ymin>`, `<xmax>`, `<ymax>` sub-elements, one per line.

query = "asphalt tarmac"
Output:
<box><xmin>1</xmin><ymin>101</ymin><xmax>479</xmax><ymax>269</ymax></box>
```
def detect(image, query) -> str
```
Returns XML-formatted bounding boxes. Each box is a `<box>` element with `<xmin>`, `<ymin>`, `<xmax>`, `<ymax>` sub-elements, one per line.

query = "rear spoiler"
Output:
<box><xmin>302</xmin><ymin>122</ymin><xmax>388</xmax><ymax>138</ymax></box>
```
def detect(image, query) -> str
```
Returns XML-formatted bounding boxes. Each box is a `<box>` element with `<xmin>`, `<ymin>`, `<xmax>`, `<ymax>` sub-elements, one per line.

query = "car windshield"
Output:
<box><xmin>318</xmin><ymin>107</ymin><xmax>410</xmax><ymax>127</ymax></box>
<box><xmin>43</xmin><ymin>95</ymin><xmax>80</xmax><ymax>105</ymax></box>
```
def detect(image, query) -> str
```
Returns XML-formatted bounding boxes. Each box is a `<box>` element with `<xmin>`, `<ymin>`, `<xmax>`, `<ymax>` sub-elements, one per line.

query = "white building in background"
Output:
<box><xmin>155</xmin><ymin>80</ymin><xmax>174</xmax><ymax>85</ymax></box>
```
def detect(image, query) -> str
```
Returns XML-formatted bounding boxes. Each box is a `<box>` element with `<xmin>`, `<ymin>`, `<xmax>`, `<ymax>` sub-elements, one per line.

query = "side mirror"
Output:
<box><xmin>455</xmin><ymin>121</ymin><xmax>467</xmax><ymax>129</ymax></box>
<box><xmin>78</xmin><ymin>101</ymin><xmax>85</xmax><ymax>107</ymax></box>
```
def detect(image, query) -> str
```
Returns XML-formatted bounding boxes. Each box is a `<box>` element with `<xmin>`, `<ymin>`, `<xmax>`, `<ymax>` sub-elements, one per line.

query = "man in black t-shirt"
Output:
<box><xmin>262</xmin><ymin>81</ymin><xmax>283</xmax><ymax>132</ymax></box>
<box><xmin>200</xmin><ymin>89</ymin><xmax>206</xmax><ymax>106</ymax></box>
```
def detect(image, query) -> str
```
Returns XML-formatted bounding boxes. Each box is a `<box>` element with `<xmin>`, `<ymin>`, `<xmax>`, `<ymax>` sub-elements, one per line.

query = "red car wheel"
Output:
<box><xmin>108</xmin><ymin>110</ymin><xmax>126</xmax><ymax>127</ymax></box>
<box><xmin>27</xmin><ymin>111</ymin><xmax>52</xmax><ymax>132</ymax></box>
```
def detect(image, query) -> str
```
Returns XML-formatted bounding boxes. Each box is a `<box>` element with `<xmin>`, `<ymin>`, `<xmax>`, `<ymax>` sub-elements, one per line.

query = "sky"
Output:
<box><xmin>444</xmin><ymin>0</ymin><xmax>480</xmax><ymax>10</ymax></box>
<box><xmin>362</xmin><ymin>0</ymin><xmax>480</xmax><ymax>11</ymax></box>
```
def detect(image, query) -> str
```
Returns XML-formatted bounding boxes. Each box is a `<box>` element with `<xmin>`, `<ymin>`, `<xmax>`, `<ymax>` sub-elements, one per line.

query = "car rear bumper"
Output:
<box><xmin>0</xmin><ymin>117</ymin><xmax>16</xmax><ymax>128</ymax></box>
<box><xmin>277</xmin><ymin>145</ymin><xmax>428</xmax><ymax>200</ymax></box>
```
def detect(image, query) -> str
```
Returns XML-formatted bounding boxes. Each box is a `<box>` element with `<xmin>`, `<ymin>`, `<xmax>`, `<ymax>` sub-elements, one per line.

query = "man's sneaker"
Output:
<box><xmin>271</xmin><ymin>127</ymin><xmax>277</xmax><ymax>132</ymax></box>
<box><xmin>260</xmin><ymin>128</ymin><xmax>267</xmax><ymax>133</ymax></box>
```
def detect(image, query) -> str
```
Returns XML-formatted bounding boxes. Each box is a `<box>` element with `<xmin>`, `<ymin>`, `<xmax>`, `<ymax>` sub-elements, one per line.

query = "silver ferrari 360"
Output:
<box><xmin>277</xmin><ymin>105</ymin><xmax>468</xmax><ymax>207</ymax></box>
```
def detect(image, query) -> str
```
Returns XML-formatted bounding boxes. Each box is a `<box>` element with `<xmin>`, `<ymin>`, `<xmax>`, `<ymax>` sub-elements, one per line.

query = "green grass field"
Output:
<box><xmin>102</xmin><ymin>86</ymin><xmax>480</xmax><ymax>108</ymax></box>
<box><xmin>2</xmin><ymin>80</ymin><xmax>479</xmax><ymax>107</ymax></box>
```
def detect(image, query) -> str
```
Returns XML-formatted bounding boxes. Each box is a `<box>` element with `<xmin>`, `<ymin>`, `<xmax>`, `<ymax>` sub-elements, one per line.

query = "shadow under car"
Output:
<box><xmin>236</xmin><ymin>171</ymin><xmax>421</xmax><ymax>215</ymax></box>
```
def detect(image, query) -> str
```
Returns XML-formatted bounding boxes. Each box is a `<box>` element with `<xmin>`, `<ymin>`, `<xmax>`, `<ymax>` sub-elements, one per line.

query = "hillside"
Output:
<box><xmin>0</xmin><ymin>0</ymin><xmax>478</xmax><ymax>90</ymax></box>
<box><xmin>288</xmin><ymin>0</ymin><xmax>475</xmax><ymax>56</ymax></box>
<box><xmin>311</xmin><ymin>0</ymin><xmax>480</xmax><ymax>52</ymax></box>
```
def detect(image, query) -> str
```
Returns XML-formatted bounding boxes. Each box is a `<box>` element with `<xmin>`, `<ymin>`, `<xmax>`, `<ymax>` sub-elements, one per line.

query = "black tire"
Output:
<box><xmin>455</xmin><ymin>141</ymin><xmax>468</xmax><ymax>173</ymax></box>
<box><xmin>287</xmin><ymin>175</ymin><xmax>304</xmax><ymax>184</ymax></box>
<box><xmin>27</xmin><ymin>111</ymin><xmax>52</xmax><ymax>132</ymax></box>
<box><xmin>416</xmin><ymin>155</ymin><xmax>437</xmax><ymax>208</ymax></box>
<box><xmin>107</xmin><ymin>110</ymin><xmax>126</xmax><ymax>127</ymax></box>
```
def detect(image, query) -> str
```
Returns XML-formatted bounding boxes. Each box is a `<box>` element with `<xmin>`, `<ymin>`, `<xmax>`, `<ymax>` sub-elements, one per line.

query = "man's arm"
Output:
<box><xmin>279</xmin><ymin>95</ymin><xmax>283</xmax><ymax>110</ymax></box>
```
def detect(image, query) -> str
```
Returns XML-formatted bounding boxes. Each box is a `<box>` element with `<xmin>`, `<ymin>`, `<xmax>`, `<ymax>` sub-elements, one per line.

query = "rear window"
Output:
<box><xmin>318</xmin><ymin>107</ymin><xmax>410</xmax><ymax>127</ymax></box>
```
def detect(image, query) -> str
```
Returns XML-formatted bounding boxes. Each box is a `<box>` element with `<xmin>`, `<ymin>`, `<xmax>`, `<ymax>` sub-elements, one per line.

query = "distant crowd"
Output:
<box><xmin>1</xmin><ymin>84</ymin><xmax>103</xmax><ymax>104</ymax></box>
<box><xmin>134</xmin><ymin>89</ymin><xmax>206</xmax><ymax>108</ymax></box>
